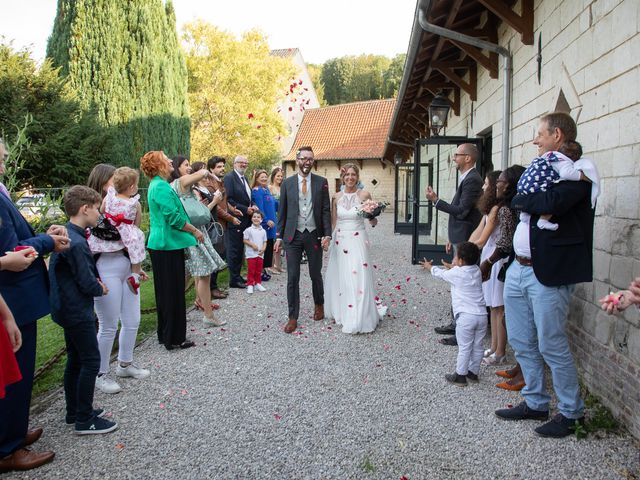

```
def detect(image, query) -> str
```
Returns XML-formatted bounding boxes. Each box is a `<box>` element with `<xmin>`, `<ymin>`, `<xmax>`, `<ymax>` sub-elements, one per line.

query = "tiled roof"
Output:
<box><xmin>284</xmin><ymin>98</ymin><xmax>396</xmax><ymax>161</ymax></box>
<box><xmin>270</xmin><ymin>48</ymin><xmax>298</xmax><ymax>59</ymax></box>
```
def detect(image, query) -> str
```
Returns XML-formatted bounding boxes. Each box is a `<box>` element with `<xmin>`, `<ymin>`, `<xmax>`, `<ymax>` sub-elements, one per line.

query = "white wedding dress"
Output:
<box><xmin>324</xmin><ymin>192</ymin><xmax>387</xmax><ymax>334</ymax></box>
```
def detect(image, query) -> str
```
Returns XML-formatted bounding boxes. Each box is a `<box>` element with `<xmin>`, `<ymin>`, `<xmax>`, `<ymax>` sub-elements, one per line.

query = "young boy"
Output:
<box><xmin>243</xmin><ymin>210</ymin><xmax>267</xmax><ymax>294</ymax></box>
<box><xmin>421</xmin><ymin>242</ymin><xmax>487</xmax><ymax>386</ymax></box>
<box><xmin>49</xmin><ymin>186</ymin><xmax>117</xmax><ymax>434</ymax></box>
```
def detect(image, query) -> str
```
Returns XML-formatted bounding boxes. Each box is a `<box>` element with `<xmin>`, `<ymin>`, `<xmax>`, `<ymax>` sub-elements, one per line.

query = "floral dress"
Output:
<box><xmin>171</xmin><ymin>180</ymin><xmax>226</xmax><ymax>277</ymax></box>
<box><xmin>103</xmin><ymin>186</ymin><xmax>146</xmax><ymax>264</ymax></box>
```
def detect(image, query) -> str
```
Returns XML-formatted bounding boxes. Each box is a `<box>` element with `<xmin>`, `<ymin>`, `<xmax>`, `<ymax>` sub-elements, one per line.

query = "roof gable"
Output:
<box><xmin>285</xmin><ymin>98</ymin><xmax>396</xmax><ymax>161</ymax></box>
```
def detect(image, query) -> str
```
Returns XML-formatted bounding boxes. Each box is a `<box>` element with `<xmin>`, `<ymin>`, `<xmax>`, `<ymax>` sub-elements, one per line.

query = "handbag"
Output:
<box><xmin>90</xmin><ymin>214</ymin><xmax>121</xmax><ymax>241</ymax></box>
<box><xmin>180</xmin><ymin>194</ymin><xmax>211</xmax><ymax>227</ymax></box>
<box><xmin>206</xmin><ymin>221</ymin><xmax>224</xmax><ymax>245</ymax></box>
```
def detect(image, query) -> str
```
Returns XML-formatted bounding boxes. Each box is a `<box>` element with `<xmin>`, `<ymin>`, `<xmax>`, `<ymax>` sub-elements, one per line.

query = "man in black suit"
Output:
<box><xmin>224</xmin><ymin>155</ymin><xmax>256</xmax><ymax>288</ymax></box>
<box><xmin>274</xmin><ymin>146</ymin><xmax>331</xmax><ymax>334</ymax></box>
<box><xmin>425</xmin><ymin>143</ymin><xmax>483</xmax><ymax>342</ymax></box>
<box><xmin>495</xmin><ymin>112</ymin><xmax>594</xmax><ymax>438</ymax></box>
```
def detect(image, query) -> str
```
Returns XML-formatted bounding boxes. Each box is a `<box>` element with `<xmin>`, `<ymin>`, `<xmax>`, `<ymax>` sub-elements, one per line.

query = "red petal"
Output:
<box><xmin>348</xmin><ymin>304</ymin><xmax>353</xmax><ymax>308</ymax></box>
<box><xmin>354</xmin><ymin>232</ymin><xmax>359</xmax><ymax>236</ymax></box>
<box><xmin>247</xmin><ymin>113</ymin><xmax>254</xmax><ymax>119</ymax></box>
<box><xmin>288</xmin><ymin>107</ymin><xmax>293</xmax><ymax>111</ymax></box>
<box><xmin>363</xmin><ymin>263</ymin><xmax>368</xmax><ymax>267</ymax></box>
<box><xmin>343</xmin><ymin>249</ymin><xmax>348</xmax><ymax>254</ymax></box>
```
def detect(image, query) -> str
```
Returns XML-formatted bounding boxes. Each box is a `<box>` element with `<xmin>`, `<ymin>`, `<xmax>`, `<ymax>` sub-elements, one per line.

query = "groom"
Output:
<box><xmin>274</xmin><ymin>146</ymin><xmax>331</xmax><ymax>334</ymax></box>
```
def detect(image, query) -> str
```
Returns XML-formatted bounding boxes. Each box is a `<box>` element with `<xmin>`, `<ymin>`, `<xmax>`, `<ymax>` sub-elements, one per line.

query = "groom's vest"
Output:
<box><xmin>296</xmin><ymin>180</ymin><xmax>316</xmax><ymax>233</ymax></box>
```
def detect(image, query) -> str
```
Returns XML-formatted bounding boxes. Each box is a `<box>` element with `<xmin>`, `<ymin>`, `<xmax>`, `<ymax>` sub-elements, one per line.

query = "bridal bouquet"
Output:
<box><xmin>356</xmin><ymin>200</ymin><xmax>388</xmax><ymax>219</ymax></box>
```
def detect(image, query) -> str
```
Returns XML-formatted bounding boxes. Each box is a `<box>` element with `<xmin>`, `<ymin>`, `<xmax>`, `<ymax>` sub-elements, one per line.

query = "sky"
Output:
<box><xmin>1</xmin><ymin>0</ymin><xmax>418</xmax><ymax>64</ymax></box>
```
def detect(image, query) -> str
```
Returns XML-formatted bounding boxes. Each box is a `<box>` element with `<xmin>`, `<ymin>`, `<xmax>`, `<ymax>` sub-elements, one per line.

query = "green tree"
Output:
<box><xmin>47</xmin><ymin>0</ymin><xmax>190</xmax><ymax>166</ymax></box>
<box><xmin>306</xmin><ymin>63</ymin><xmax>327</xmax><ymax>107</ymax></box>
<box><xmin>0</xmin><ymin>42</ymin><xmax>113</xmax><ymax>188</ymax></box>
<box><xmin>183</xmin><ymin>21</ymin><xmax>295</xmax><ymax>170</ymax></box>
<box><xmin>320</xmin><ymin>54</ymin><xmax>405</xmax><ymax>105</ymax></box>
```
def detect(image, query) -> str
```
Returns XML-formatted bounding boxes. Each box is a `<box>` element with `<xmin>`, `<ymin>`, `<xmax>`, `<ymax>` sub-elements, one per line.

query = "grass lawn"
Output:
<box><xmin>32</xmin><ymin>269</ymin><xmax>230</xmax><ymax>399</ymax></box>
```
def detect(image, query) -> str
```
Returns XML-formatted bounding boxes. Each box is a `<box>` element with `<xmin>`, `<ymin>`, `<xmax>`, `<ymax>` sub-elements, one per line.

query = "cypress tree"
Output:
<box><xmin>47</xmin><ymin>0</ymin><xmax>190</xmax><ymax>166</ymax></box>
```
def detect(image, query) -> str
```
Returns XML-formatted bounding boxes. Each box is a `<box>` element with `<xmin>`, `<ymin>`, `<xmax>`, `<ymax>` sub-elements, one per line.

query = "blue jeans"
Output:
<box><xmin>63</xmin><ymin>321</ymin><xmax>100</xmax><ymax>423</ymax></box>
<box><xmin>504</xmin><ymin>261</ymin><xmax>584</xmax><ymax>418</ymax></box>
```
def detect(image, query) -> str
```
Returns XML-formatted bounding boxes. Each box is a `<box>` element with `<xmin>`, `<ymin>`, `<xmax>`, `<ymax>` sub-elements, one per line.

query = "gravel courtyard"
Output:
<box><xmin>7</xmin><ymin>213</ymin><xmax>640</xmax><ymax>479</ymax></box>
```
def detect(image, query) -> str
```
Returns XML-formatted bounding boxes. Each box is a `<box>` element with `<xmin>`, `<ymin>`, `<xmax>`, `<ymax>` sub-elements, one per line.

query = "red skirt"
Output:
<box><xmin>0</xmin><ymin>319</ymin><xmax>22</xmax><ymax>399</ymax></box>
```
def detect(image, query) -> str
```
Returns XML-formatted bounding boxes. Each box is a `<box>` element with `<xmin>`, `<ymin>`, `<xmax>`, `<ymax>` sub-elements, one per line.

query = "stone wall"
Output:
<box><xmin>443</xmin><ymin>0</ymin><xmax>640</xmax><ymax>437</ymax></box>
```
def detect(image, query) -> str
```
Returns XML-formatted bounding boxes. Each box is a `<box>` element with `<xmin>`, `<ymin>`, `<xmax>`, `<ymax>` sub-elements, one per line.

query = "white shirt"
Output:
<box><xmin>297</xmin><ymin>173</ymin><xmax>311</xmax><ymax>194</ymax></box>
<box><xmin>513</xmin><ymin>222</ymin><xmax>531</xmax><ymax>258</ymax></box>
<box><xmin>236</xmin><ymin>170</ymin><xmax>251</xmax><ymax>198</ymax></box>
<box><xmin>430</xmin><ymin>265</ymin><xmax>486</xmax><ymax>317</ymax></box>
<box><xmin>243</xmin><ymin>225</ymin><xmax>267</xmax><ymax>258</ymax></box>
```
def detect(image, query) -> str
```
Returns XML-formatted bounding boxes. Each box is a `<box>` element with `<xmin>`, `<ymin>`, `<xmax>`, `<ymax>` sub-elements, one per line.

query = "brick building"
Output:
<box><xmin>385</xmin><ymin>0</ymin><xmax>640</xmax><ymax>437</ymax></box>
<box><xmin>285</xmin><ymin>99</ymin><xmax>397</xmax><ymax>204</ymax></box>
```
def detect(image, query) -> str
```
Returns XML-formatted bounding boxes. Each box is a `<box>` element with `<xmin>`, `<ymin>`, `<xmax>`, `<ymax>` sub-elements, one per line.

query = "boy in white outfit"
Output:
<box><xmin>421</xmin><ymin>242</ymin><xmax>487</xmax><ymax>386</ymax></box>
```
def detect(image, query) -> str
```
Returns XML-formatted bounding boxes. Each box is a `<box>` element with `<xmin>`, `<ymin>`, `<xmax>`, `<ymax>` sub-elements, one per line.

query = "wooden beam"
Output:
<box><xmin>434</xmin><ymin>66</ymin><xmax>477</xmax><ymax>101</ymax></box>
<box><xmin>477</xmin><ymin>0</ymin><xmax>534</xmax><ymax>45</ymax></box>
<box><xmin>452</xmin><ymin>86</ymin><xmax>461</xmax><ymax>116</ymax></box>
<box><xmin>431</xmin><ymin>59</ymin><xmax>476</xmax><ymax>70</ymax></box>
<box><xmin>450</xmin><ymin>40</ymin><xmax>499</xmax><ymax>78</ymax></box>
<box><xmin>334</xmin><ymin>160</ymin><xmax>341</xmax><ymax>170</ymax></box>
<box><xmin>409</xmin><ymin>113</ymin><xmax>429</xmax><ymax>128</ymax></box>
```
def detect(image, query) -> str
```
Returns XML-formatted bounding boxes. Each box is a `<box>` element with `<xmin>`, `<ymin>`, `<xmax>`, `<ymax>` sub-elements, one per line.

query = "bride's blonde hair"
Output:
<box><xmin>340</xmin><ymin>163</ymin><xmax>360</xmax><ymax>183</ymax></box>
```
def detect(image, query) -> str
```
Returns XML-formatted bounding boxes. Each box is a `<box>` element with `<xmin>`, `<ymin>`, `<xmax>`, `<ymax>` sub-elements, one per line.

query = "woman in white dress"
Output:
<box><xmin>324</xmin><ymin>163</ymin><xmax>387</xmax><ymax>333</ymax></box>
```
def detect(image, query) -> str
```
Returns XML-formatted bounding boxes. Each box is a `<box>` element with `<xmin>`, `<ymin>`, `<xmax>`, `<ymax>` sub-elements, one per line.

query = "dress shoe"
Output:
<box><xmin>0</xmin><ymin>448</ymin><xmax>55</xmax><ymax>473</ymax></box>
<box><xmin>21</xmin><ymin>428</ymin><xmax>43</xmax><ymax>448</ymax></box>
<box><xmin>434</xmin><ymin>322</ymin><xmax>455</xmax><ymax>335</ymax></box>
<box><xmin>438</xmin><ymin>336</ymin><xmax>457</xmax><ymax>346</ymax></box>
<box><xmin>313</xmin><ymin>304</ymin><xmax>324</xmax><ymax>321</ymax></box>
<box><xmin>496</xmin><ymin>366</ymin><xmax>520</xmax><ymax>379</ymax></box>
<box><xmin>495</xmin><ymin>401</ymin><xmax>549</xmax><ymax>421</ymax></box>
<box><xmin>284</xmin><ymin>318</ymin><xmax>297</xmax><ymax>333</ymax></box>
<box><xmin>211</xmin><ymin>289</ymin><xmax>228</xmax><ymax>299</ymax></box>
<box><xmin>445</xmin><ymin>372</ymin><xmax>467</xmax><ymax>387</ymax></box>
<box><xmin>535</xmin><ymin>413</ymin><xmax>584</xmax><ymax>438</ymax></box>
<box><xmin>229</xmin><ymin>281</ymin><xmax>247</xmax><ymax>289</ymax></box>
<box><xmin>496</xmin><ymin>380</ymin><xmax>525</xmax><ymax>391</ymax></box>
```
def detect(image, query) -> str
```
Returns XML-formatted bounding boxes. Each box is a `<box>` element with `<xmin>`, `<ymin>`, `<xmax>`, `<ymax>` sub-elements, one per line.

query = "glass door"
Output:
<box><xmin>411</xmin><ymin>136</ymin><xmax>483</xmax><ymax>264</ymax></box>
<box><xmin>394</xmin><ymin>163</ymin><xmax>415</xmax><ymax>234</ymax></box>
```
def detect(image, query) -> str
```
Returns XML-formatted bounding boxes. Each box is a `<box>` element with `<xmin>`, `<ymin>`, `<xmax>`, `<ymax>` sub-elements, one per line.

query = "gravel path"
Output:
<box><xmin>7</xmin><ymin>213</ymin><xmax>640</xmax><ymax>479</ymax></box>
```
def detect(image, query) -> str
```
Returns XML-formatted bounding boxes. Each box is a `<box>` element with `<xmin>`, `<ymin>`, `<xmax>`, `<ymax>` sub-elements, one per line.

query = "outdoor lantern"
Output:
<box><xmin>394</xmin><ymin>152</ymin><xmax>403</xmax><ymax>165</ymax></box>
<box><xmin>428</xmin><ymin>93</ymin><xmax>451</xmax><ymax>136</ymax></box>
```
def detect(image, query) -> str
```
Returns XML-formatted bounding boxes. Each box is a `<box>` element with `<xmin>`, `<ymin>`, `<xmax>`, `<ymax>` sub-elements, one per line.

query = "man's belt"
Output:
<box><xmin>515</xmin><ymin>255</ymin><xmax>533</xmax><ymax>267</ymax></box>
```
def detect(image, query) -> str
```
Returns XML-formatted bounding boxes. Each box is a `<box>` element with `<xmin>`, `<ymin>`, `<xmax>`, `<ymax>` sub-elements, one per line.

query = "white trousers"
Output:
<box><xmin>455</xmin><ymin>312</ymin><xmax>488</xmax><ymax>375</ymax></box>
<box><xmin>94</xmin><ymin>251</ymin><xmax>141</xmax><ymax>374</ymax></box>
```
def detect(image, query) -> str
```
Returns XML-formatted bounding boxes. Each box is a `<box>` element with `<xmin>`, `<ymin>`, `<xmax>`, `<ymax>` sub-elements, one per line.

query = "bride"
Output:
<box><xmin>324</xmin><ymin>163</ymin><xmax>387</xmax><ymax>333</ymax></box>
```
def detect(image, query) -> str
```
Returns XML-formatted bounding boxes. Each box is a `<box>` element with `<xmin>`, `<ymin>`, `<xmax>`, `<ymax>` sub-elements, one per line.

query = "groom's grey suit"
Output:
<box><xmin>277</xmin><ymin>172</ymin><xmax>332</xmax><ymax>320</ymax></box>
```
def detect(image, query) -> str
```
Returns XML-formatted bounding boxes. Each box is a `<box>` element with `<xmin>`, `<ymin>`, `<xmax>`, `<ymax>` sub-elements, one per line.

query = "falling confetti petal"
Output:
<box><xmin>115</xmin><ymin>443</ymin><xmax>125</xmax><ymax>451</ymax></box>
<box><xmin>247</xmin><ymin>113</ymin><xmax>254</xmax><ymax>119</ymax></box>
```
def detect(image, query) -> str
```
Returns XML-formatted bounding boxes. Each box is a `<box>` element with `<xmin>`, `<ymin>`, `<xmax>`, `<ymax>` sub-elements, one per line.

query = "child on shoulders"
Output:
<box><xmin>49</xmin><ymin>186</ymin><xmax>118</xmax><ymax>435</ymax></box>
<box><xmin>421</xmin><ymin>242</ymin><xmax>487</xmax><ymax>387</ymax></box>
<box><xmin>243</xmin><ymin>210</ymin><xmax>267</xmax><ymax>294</ymax></box>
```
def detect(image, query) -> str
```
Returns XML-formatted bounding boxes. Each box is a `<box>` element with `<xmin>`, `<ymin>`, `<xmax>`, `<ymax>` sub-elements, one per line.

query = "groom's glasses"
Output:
<box><xmin>298</xmin><ymin>157</ymin><xmax>314</xmax><ymax>164</ymax></box>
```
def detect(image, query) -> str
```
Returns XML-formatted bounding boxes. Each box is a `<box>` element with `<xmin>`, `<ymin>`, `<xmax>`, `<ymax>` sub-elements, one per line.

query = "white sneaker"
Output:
<box><xmin>255</xmin><ymin>284</ymin><xmax>267</xmax><ymax>292</ymax></box>
<box><xmin>95</xmin><ymin>374</ymin><xmax>122</xmax><ymax>394</ymax></box>
<box><xmin>247</xmin><ymin>285</ymin><xmax>254</xmax><ymax>294</ymax></box>
<box><xmin>116</xmin><ymin>363</ymin><xmax>150</xmax><ymax>379</ymax></box>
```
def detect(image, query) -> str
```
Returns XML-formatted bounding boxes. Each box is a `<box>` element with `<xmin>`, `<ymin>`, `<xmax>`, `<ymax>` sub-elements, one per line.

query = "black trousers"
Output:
<box><xmin>149</xmin><ymin>249</ymin><xmax>187</xmax><ymax>347</ymax></box>
<box><xmin>225</xmin><ymin>222</ymin><xmax>247</xmax><ymax>284</ymax></box>
<box><xmin>263</xmin><ymin>238</ymin><xmax>274</xmax><ymax>269</ymax></box>
<box><xmin>63</xmin><ymin>320</ymin><xmax>100</xmax><ymax>423</ymax></box>
<box><xmin>284</xmin><ymin>229</ymin><xmax>324</xmax><ymax>320</ymax></box>
<box><xmin>0</xmin><ymin>321</ymin><xmax>36</xmax><ymax>456</ymax></box>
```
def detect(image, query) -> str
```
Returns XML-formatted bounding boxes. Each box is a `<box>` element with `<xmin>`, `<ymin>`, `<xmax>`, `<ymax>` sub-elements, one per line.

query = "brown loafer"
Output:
<box><xmin>211</xmin><ymin>289</ymin><xmax>228</xmax><ymax>299</ymax></box>
<box><xmin>0</xmin><ymin>448</ymin><xmax>55</xmax><ymax>472</ymax></box>
<box><xmin>21</xmin><ymin>428</ymin><xmax>43</xmax><ymax>448</ymax></box>
<box><xmin>313</xmin><ymin>304</ymin><xmax>324</xmax><ymax>321</ymax></box>
<box><xmin>284</xmin><ymin>318</ymin><xmax>297</xmax><ymax>333</ymax></box>
<box><xmin>496</xmin><ymin>380</ymin><xmax>526</xmax><ymax>391</ymax></box>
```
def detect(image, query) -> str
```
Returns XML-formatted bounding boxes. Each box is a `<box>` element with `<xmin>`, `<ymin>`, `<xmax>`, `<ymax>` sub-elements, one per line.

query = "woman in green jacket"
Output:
<box><xmin>140</xmin><ymin>151</ymin><xmax>200</xmax><ymax>350</ymax></box>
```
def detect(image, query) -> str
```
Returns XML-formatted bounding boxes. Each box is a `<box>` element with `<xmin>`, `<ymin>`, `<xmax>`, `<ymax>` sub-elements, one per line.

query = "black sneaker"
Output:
<box><xmin>65</xmin><ymin>408</ymin><xmax>106</xmax><ymax>426</ymax></box>
<box><xmin>445</xmin><ymin>373</ymin><xmax>467</xmax><ymax>387</ymax></box>
<box><xmin>434</xmin><ymin>322</ymin><xmax>456</xmax><ymax>335</ymax></box>
<box><xmin>535</xmin><ymin>413</ymin><xmax>584</xmax><ymax>438</ymax></box>
<box><xmin>261</xmin><ymin>272</ymin><xmax>271</xmax><ymax>282</ymax></box>
<box><xmin>466</xmin><ymin>371</ymin><xmax>479</xmax><ymax>383</ymax></box>
<box><xmin>75</xmin><ymin>416</ymin><xmax>118</xmax><ymax>435</ymax></box>
<box><xmin>495</xmin><ymin>401</ymin><xmax>549</xmax><ymax>421</ymax></box>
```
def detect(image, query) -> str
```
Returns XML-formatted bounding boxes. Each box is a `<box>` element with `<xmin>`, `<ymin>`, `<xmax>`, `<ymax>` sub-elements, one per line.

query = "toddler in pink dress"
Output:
<box><xmin>104</xmin><ymin>167</ymin><xmax>147</xmax><ymax>293</ymax></box>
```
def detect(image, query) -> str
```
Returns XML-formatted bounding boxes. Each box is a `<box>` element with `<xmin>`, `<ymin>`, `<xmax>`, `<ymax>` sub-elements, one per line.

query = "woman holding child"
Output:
<box><xmin>87</xmin><ymin>164</ymin><xmax>150</xmax><ymax>394</ymax></box>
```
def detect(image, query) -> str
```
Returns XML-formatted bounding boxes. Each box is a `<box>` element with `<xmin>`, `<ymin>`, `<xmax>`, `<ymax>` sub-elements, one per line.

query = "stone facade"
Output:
<box><xmin>440</xmin><ymin>0</ymin><xmax>640</xmax><ymax>437</ymax></box>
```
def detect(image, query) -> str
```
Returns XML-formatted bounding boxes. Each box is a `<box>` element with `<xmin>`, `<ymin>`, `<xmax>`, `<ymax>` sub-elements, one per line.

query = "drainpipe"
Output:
<box><xmin>387</xmin><ymin>138</ymin><xmax>413</xmax><ymax>148</ymax></box>
<box><xmin>417</xmin><ymin>0</ymin><xmax>512</xmax><ymax>170</ymax></box>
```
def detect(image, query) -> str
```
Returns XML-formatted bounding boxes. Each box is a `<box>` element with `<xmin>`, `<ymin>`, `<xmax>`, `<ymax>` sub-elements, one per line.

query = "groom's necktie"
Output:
<box><xmin>301</xmin><ymin>178</ymin><xmax>307</xmax><ymax>195</ymax></box>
